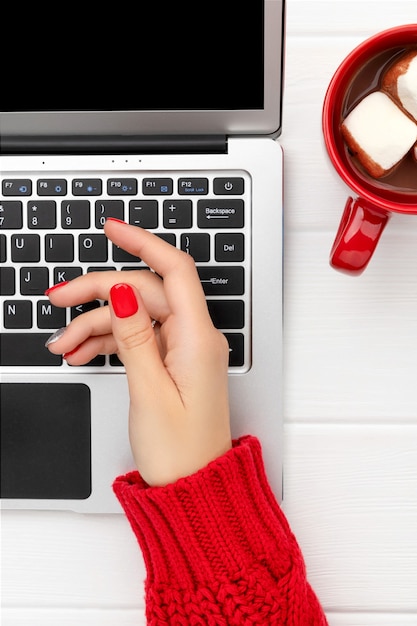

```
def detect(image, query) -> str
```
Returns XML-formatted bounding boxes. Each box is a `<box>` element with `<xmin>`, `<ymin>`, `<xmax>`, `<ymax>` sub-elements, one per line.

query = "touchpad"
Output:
<box><xmin>1</xmin><ymin>383</ymin><xmax>91</xmax><ymax>500</ymax></box>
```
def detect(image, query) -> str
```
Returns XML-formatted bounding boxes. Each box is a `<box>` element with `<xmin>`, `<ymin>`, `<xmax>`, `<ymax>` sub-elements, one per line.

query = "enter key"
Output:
<box><xmin>197</xmin><ymin>266</ymin><xmax>244</xmax><ymax>295</ymax></box>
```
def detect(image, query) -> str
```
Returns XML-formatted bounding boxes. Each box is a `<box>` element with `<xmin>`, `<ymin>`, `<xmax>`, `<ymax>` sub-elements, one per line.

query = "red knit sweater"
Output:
<box><xmin>113</xmin><ymin>435</ymin><xmax>328</xmax><ymax>625</ymax></box>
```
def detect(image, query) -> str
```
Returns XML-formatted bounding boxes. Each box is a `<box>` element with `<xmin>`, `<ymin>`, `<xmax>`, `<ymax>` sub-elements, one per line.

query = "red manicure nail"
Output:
<box><xmin>44</xmin><ymin>281</ymin><xmax>69</xmax><ymax>296</ymax></box>
<box><xmin>63</xmin><ymin>346</ymin><xmax>80</xmax><ymax>360</ymax></box>
<box><xmin>110</xmin><ymin>283</ymin><xmax>139</xmax><ymax>318</ymax></box>
<box><xmin>106</xmin><ymin>217</ymin><xmax>126</xmax><ymax>224</ymax></box>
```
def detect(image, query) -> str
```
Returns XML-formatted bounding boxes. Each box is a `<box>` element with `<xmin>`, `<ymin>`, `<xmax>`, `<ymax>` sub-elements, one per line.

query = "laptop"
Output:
<box><xmin>0</xmin><ymin>1</ymin><xmax>285</xmax><ymax>513</ymax></box>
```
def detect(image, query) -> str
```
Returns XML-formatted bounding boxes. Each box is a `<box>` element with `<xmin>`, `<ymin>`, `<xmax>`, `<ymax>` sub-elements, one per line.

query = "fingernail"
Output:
<box><xmin>110</xmin><ymin>283</ymin><xmax>138</xmax><ymax>318</ymax></box>
<box><xmin>63</xmin><ymin>346</ymin><xmax>80</xmax><ymax>359</ymax></box>
<box><xmin>44</xmin><ymin>281</ymin><xmax>69</xmax><ymax>296</ymax></box>
<box><xmin>106</xmin><ymin>217</ymin><xmax>126</xmax><ymax>224</ymax></box>
<box><xmin>45</xmin><ymin>327</ymin><xmax>66</xmax><ymax>347</ymax></box>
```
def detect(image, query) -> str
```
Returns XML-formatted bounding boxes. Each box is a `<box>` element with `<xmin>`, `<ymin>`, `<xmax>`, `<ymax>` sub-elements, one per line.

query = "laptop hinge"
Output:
<box><xmin>0</xmin><ymin>134</ymin><xmax>228</xmax><ymax>155</ymax></box>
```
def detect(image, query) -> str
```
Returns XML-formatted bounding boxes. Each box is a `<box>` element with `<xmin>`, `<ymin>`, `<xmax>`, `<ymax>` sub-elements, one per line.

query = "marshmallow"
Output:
<box><xmin>341</xmin><ymin>91</ymin><xmax>417</xmax><ymax>178</ymax></box>
<box><xmin>382</xmin><ymin>50</ymin><xmax>417</xmax><ymax>122</ymax></box>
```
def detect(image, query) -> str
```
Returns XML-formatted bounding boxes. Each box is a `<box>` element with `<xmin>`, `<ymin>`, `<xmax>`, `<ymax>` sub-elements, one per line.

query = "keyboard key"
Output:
<box><xmin>112</xmin><ymin>245</ymin><xmax>141</xmax><ymax>263</ymax></box>
<box><xmin>2</xmin><ymin>179</ymin><xmax>32</xmax><ymax>196</ymax></box>
<box><xmin>0</xmin><ymin>234</ymin><xmax>6</xmax><ymax>261</ymax></box>
<box><xmin>0</xmin><ymin>333</ymin><xmax>62</xmax><ymax>366</ymax></box>
<box><xmin>215</xmin><ymin>233</ymin><xmax>244</xmax><ymax>262</ymax></box>
<box><xmin>107</xmin><ymin>178</ymin><xmax>137</xmax><ymax>195</ymax></box>
<box><xmin>72</xmin><ymin>179</ymin><xmax>102</xmax><ymax>195</ymax></box>
<box><xmin>45</xmin><ymin>234</ymin><xmax>74</xmax><ymax>263</ymax></box>
<box><xmin>61</xmin><ymin>201</ymin><xmax>91</xmax><ymax>229</ymax></box>
<box><xmin>37</xmin><ymin>299</ymin><xmax>67</xmax><ymax>329</ymax></box>
<box><xmin>163</xmin><ymin>200</ymin><xmax>192</xmax><ymax>228</ymax></box>
<box><xmin>197</xmin><ymin>199</ymin><xmax>244</xmax><ymax>228</ymax></box>
<box><xmin>180</xmin><ymin>233</ymin><xmax>210</xmax><ymax>261</ymax></box>
<box><xmin>178</xmin><ymin>178</ymin><xmax>208</xmax><ymax>195</ymax></box>
<box><xmin>110</xmin><ymin>353</ymin><xmax>123</xmax><ymax>366</ymax></box>
<box><xmin>198</xmin><ymin>267</ymin><xmax>244</xmax><ymax>295</ymax></box>
<box><xmin>224</xmin><ymin>333</ymin><xmax>244</xmax><ymax>367</ymax></box>
<box><xmin>20</xmin><ymin>267</ymin><xmax>49</xmax><ymax>295</ymax></box>
<box><xmin>54</xmin><ymin>267</ymin><xmax>83</xmax><ymax>284</ymax></box>
<box><xmin>3</xmin><ymin>300</ymin><xmax>32</xmax><ymax>328</ymax></box>
<box><xmin>79</xmin><ymin>234</ymin><xmax>108</xmax><ymax>263</ymax></box>
<box><xmin>95</xmin><ymin>200</ymin><xmax>124</xmax><ymax>228</ymax></box>
<box><xmin>37</xmin><ymin>179</ymin><xmax>67</xmax><ymax>196</ymax></box>
<box><xmin>143</xmin><ymin>178</ymin><xmax>173</xmax><ymax>195</ymax></box>
<box><xmin>11</xmin><ymin>234</ymin><xmax>40</xmax><ymax>262</ymax></box>
<box><xmin>28</xmin><ymin>201</ymin><xmax>57</xmax><ymax>229</ymax></box>
<box><xmin>156</xmin><ymin>233</ymin><xmax>176</xmax><ymax>246</ymax></box>
<box><xmin>129</xmin><ymin>200</ymin><xmax>158</xmax><ymax>228</ymax></box>
<box><xmin>0</xmin><ymin>267</ymin><xmax>15</xmax><ymax>295</ymax></box>
<box><xmin>71</xmin><ymin>300</ymin><xmax>101</xmax><ymax>319</ymax></box>
<box><xmin>207</xmin><ymin>300</ymin><xmax>244</xmax><ymax>329</ymax></box>
<box><xmin>0</xmin><ymin>201</ymin><xmax>23</xmax><ymax>229</ymax></box>
<box><xmin>78</xmin><ymin>355</ymin><xmax>105</xmax><ymax>367</ymax></box>
<box><xmin>213</xmin><ymin>177</ymin><xmax>245</xmax><ymax>195</ymax></box>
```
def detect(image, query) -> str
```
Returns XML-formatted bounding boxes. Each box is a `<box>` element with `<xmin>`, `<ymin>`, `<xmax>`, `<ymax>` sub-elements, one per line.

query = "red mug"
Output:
<box><xmin>323</xmin><ymin>24</ymin><xmax>417</xmax><ymax>275</ymax></box>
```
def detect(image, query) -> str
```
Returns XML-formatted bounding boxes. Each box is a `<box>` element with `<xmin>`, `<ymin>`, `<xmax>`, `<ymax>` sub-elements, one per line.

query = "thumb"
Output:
<box><xmin>109</xmin><ymin>283</ymin><xmax>168</xmax><ymax>400</ymax></box>
<box><xmin>109</xmin><ymin>282</ymin><xmax>181</xmax><ymax>480</ymax></box>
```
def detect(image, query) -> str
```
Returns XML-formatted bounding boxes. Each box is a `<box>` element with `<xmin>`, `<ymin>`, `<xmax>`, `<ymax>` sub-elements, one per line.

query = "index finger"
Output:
<box><xmin>104</xmin><ymin>219</ymin><xmax>211</xmax><ymax>322</ymax></box>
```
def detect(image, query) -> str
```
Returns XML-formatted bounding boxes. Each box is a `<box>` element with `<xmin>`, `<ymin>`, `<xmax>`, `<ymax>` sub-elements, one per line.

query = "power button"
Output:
<box><xmin>213</xmin><ymin>177</ymin><xmax>245</xmax><ymax>195</ymax></box>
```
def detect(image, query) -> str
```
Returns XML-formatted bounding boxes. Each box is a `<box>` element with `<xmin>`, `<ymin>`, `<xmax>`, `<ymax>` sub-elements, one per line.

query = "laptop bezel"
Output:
<box><xmin>0</xmin><ymin>0</ymin><xmax>284</xmax><ymax>140</ymax></box>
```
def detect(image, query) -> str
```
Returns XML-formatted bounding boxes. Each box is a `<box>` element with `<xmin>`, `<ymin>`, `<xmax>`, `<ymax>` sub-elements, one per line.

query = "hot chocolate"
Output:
<box><xmin>341</xmin><ymin>46</ymin><xmax>417</xmax><ymax>193</ymax></box>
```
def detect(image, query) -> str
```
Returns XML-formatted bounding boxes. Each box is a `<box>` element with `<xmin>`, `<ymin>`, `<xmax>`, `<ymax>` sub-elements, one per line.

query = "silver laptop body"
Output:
<box><xmin>0</xmin><ymin>0</ymin><xmax>285</xmax><ymax>512</ymax></box>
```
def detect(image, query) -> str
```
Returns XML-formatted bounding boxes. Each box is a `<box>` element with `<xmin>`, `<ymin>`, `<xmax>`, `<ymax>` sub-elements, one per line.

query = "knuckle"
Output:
<box><xmin>215</xmin><ymin>331</ymin><xmax>231</xmax><ymax>363</ymax></box>
<box><xmin>118</xmin><ymin>323</ymin><xmax>155</xmax><ymax>352</ymax></box>
<box><xmin>199</xmin><ymin>328</ymin><xmax>230</xmax><ymax>366</ymax></box>
<box><xmin>174</xmin><ymin>248</ymin><xmax>198</xmax><ymax>272</ymax></box>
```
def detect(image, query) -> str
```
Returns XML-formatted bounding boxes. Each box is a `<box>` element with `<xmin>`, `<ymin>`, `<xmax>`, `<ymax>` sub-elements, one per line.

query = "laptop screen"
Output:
<box><xmin>3</xmin><ymin>6</ymin><xmax>264</xmax><ymax>112</ymax></box>
<box><xmin>0</xmin><ymin>0</ymin><xmax>284</xmax><ymax>136</ymax></box>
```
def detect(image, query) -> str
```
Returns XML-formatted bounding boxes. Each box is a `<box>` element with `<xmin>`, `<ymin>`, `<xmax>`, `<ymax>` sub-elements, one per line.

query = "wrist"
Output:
<box><xmin>113</xmin><ymin>435</ymin><xmax>295</xmax><ymax>587</ymax></box>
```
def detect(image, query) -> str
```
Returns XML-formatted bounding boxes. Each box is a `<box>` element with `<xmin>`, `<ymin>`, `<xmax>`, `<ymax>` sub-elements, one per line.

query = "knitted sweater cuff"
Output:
<box><xmin>113</xmin><ymin>435</ymin><xmax>300</xmax><ymax>588</ymax></box>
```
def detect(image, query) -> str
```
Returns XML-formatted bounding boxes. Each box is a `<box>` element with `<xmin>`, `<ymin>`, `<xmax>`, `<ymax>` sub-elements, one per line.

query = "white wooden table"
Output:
<box><xmin>2</xmin><ymin>2</ymin><xmax>417</xmax><ymax>624</ymax></box>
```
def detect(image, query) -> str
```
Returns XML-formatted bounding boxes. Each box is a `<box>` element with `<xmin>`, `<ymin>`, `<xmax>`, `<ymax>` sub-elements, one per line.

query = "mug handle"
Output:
<box><xmin>330</xmin><ymin>197</ymin><xmax>390</xmax><ymax>275</ymax></box>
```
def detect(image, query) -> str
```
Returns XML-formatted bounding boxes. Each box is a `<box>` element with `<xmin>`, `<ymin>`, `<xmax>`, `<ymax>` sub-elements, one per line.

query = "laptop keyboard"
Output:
<box><xmin>0</xmin><ymin>170</ymin><xmax>251</xmax><ymax>371</ymax></box>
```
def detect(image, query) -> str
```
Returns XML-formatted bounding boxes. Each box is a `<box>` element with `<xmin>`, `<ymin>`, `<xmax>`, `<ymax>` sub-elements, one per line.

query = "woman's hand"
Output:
<box><xmin>45</xmin><ymin>219</ymin><xmax>231</xmax><ymax>486</ymax></box>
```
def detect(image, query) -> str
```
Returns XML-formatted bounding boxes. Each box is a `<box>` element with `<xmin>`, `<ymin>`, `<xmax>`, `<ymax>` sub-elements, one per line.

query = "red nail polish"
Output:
<box><xmin>44</xmin><ymin>281</ymin><xmax>69</xmax><ymax>296</ymax></box>
<box><xmin>63</xmin><ymin>346</ymin><xmax>80</xmax><ymax>360</ymax></box>
<box><xmin>106</xmin><ymin>217</ymin><xmax>126</xmax><ymax>224</ymax></box>
<box><xmin>110</xmin><ymin>283</ymin><xmax>138</xmax><ymax>318</ymax></box>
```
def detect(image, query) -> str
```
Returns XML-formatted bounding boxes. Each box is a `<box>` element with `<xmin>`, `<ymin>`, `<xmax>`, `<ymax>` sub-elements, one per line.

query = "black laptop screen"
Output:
<box><xmin>3</xmin><ymin>4</ymin><xmax>264</xmax><ymax>112</ymax></box>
